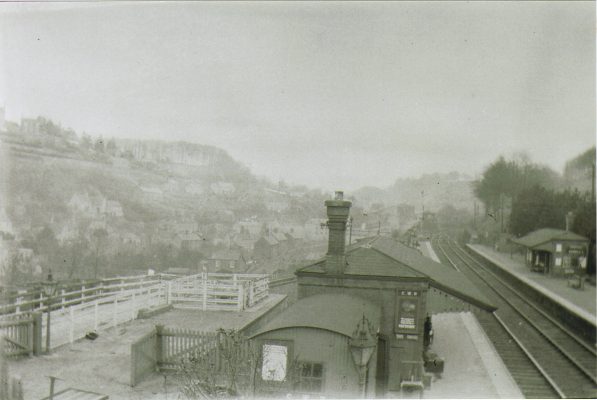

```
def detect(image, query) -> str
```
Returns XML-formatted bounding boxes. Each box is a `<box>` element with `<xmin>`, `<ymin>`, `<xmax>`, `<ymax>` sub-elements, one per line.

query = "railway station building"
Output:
<box><xmin>512</xmin><ymin>228</ymin><xmax>589</xmax><ymax>276</ymax></box>
<box><xmin>249</xmin><ymin>192</ymin><xmax>495</xmax><ymax>398</ymax></box>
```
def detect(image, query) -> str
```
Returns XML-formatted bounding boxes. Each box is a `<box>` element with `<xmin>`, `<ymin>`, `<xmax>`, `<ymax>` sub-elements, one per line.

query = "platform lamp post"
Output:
<box><xmin>41</xmin><ymin>270</ymin><xmax>58</xmax><ymax>354</ymax></box>
<box><xmin>349</xmin><ymin>315</ymin><xmax>377</xmax><ymax>398</ymax></box>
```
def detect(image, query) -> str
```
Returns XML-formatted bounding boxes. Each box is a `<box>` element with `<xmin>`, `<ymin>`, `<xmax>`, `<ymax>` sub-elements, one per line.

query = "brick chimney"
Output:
<box><xmin>325</xmin><ymin>191</ymin><xmax>352</xmax><ymax>274</ymax></box>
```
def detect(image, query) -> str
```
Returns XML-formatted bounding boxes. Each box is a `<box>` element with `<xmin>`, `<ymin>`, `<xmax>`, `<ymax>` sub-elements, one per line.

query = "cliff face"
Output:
<box><xmin>115</xmin><ymin>139</ymin><xmax>240</xmax><ymax>169</ymax></box>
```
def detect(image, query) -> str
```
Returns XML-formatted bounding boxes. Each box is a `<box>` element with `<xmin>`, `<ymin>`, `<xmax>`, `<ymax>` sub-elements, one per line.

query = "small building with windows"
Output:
<box><xmin>512</xmin><ymin>228</ymin><xmax>589</xmax><ymax>276</ymax></box>
<box><xmin>247</xmin><ymin>192</ymin><xmax>495</xmax><ymax>398</ymax></box>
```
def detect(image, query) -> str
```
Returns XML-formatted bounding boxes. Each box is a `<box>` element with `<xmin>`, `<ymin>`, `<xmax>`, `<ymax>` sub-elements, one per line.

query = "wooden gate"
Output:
<box><xmin>0</xmin><ymin>313</ymin><xmax>42</xmax><ymax>357</ymax></box>
<box><xmin>157</xmin><ymin>326</ymin><xmax>218</xmax><ymax>371</ymax></box>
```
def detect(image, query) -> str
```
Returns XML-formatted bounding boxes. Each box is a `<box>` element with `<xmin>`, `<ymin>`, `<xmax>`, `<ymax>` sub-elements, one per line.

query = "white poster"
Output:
<box><xmin>261</xmin><ymin>344</ymin><xmax>288</xmax><ymax>382</ymax></box>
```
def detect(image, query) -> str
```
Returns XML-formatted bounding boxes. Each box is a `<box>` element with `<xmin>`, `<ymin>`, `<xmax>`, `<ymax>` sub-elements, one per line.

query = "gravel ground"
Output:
<box><xmin>8</xmin><ymin>294</ymin><xmax>285</xmax><ymax>400</ymax></box>
<box><xmin>7</xmin><ymin>291</ymin><xmax>520</xmax><ymax>399</ymax></box>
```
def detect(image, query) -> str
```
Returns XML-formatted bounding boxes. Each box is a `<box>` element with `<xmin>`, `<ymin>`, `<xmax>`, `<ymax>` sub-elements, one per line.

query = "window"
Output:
<box><xmin>261</xmin><ymin>344</ymin><xmax>288</xmax><ymax>381</ymax></box>
<box><xmin>294</xmin><ymin>362</ymin><xmax>324</xmax><ymax>393</ymax></box>
<box><xmin>556</xmin><ymin>243</ymin><xmax>562</xmax><ymax>252</ymax></box>
<box><xmin>555</xmin><ymin>257</ymin><xmax>562</xmax><ymax>267</ymax></box>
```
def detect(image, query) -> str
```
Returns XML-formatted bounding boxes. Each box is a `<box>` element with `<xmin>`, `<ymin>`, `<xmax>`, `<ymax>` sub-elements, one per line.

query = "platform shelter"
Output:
<box><xmin>511</xmin><ymin>228</ymin><xmax>589</xmax><ymax>276</ymax></box>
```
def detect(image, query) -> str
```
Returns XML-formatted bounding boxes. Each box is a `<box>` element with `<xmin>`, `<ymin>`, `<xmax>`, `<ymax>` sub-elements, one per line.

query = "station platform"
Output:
<box><xmin>423</xmin><ymin>311</ymin><xmax>523</xmax><ymax>398</ymax></box>
<box><xmin>420</xmin><ymin>241</ymin><xmax>441</xmax><ymax>263</ymax></box>
<box><xmin>467</xmin><ymin>244</ymin><xmax>596</xmax><ymax>325</ymax></box>
<box><xmin>417</xmin><ymin>243</ymin><xmax>522</xmax><ymax>398</ymax></box>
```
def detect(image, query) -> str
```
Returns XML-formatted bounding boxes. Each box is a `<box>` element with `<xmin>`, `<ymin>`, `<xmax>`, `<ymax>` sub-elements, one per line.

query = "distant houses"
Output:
<box><xmin>210</xmin><ymin>182</ymin><xmax>236</xmax><ymax>196</ymax></box>
<box><xmin>208</xmin><ymin>249</ymin><xmax>246</xmax><ymax>272</ymax></box>
<box><xmin>68</xmin><ymin>192</ymin><xmax>124</xmax><ymax>219</ymax></box>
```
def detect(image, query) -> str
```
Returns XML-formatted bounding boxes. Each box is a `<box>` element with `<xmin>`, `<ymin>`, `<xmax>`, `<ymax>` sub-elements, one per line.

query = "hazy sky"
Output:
<box><xmin>1</xmin><ymin>2</ymin><xmax>595</xmax><ymax>191</ymax></box>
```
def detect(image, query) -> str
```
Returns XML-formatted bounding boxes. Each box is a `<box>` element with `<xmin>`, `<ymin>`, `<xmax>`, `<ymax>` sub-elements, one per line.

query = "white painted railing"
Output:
<box><xmin>41</xmin><ymin>283</ymin><xmax>167</xmax><ymax>350</ymax></box>
<box><xmin>2</xmin><ymin>272</ymin><xmax>270</xmax><ymax>350</ymax></box>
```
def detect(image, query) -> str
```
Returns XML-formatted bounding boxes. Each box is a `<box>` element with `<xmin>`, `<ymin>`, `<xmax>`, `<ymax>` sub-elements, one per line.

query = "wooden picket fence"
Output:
<box><xmin>0</xmin><ymin>313</ymin><xmax>42</xmax><ymax>358</ymax></box>
<box><xmin>158</xmin><ymin>326</ymin><xmax>218</xmax><ymax>370</ymax></box>
<box><xmin>0</xmin><ymin>339</ymin><xmax>24</xmax><ymax>400</ymax></box>
<box><xmin>130</xmin><ymin>325</ymin><xmax>256</xmax><ymax>387</ymax></box>
<box><xmin>130</xmin><ymin>326</ymin><xmax>219</xmax><ymax>386</ymax></box>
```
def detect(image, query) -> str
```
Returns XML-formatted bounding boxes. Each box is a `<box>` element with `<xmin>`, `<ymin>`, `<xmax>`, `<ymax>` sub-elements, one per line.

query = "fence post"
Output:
<box><xmin>202</xmin><ymin>276</ymin><xmax>207</xmax><ymax>311</ymax></box>
<box><xmin>155</xmin><ymin>325</ymin><xmax>164</xmax><ymax>367</ymax></box>
<box><xmin>237</xmin><ymin>284</ymin><xmax>244</xmax><ymax>311</ymax></box>
<box><xmin>32</xmin><ymin>312</ymin><xmax>42</xmax><ymax>356</ymax></box>
<box><xmin>61</xmin><ymin>289</ymin><xmax>66</xmax><ymax>310</ymax></box>
<box><xmin>131</xmin><ymin>291</ymin><xmax>136</xmax><ymax>320</ymax></box>
<box><xmin>81</xmin><ymin>285</ymin><xmax>86</xmax><ymax>302</ymax></box>
<box><xmin>167</xmin><ymin>282</ymin><xmax>172</xmax><ymax>305</ymax></box>
<box><xmin>69</xmin><ymin>307</ymin><xmax>75</xmax><ymax>344</ymax></box>
<box><xmin>15</xmin><ymin>296</ymin><xmax>22</xmax><ymax>315</ymax></box>
<box><xmin>113</xmin><ymin>299</ymin><xmax>118</xmax><ymax>327</ymax></box>
<box><xmin>94</xmin><ymin>301</ymin><xmax>99</xmax><ymax>331</ymax></box>
<box><xmin>249</xmin><ymin>280</ymin><xmax>254</xmax><ymax>307</ymax></box>
<box><xmin>39</xmin><ymin>293</ymin><xmax>44</xmax><ymax>311</ymax></box>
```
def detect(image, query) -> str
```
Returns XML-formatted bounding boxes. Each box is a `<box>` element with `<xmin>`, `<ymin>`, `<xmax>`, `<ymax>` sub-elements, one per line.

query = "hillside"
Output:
<box><xmin>353</xmin><ymin>171</ymin><xmax>476</xmax><ymax>213</ymax></box>
<box><xmin>0</xmin><ymin>116</ymin><xmax>336</xmax><ymax>284</ymax></box>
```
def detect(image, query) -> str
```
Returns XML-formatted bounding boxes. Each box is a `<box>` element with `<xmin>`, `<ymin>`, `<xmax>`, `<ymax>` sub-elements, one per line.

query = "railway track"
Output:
<box><xmin>433</xmin><ymin>237</ymin><xmax>597</xmax><ymax>399</ymax></box>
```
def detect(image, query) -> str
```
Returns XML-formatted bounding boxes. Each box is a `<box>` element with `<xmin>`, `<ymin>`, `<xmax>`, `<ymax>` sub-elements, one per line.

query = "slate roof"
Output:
<box><xmin>249</xmin><ymin>294</ymin><xmax>381</xmax><ymax>338</ymax></box>
<box><xmin>512</xmin><ymin>228</ymin><xmax>588</xmax><ymax>249</ymax></box>
<box><xmin>297</xmin><ymin>236</ymin><xmax>495</xmax><ymax>311</ymax></box>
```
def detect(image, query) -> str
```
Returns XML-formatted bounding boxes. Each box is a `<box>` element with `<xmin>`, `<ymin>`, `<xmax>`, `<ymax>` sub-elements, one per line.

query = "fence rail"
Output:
<box><xmin>1</xmin><ymin>272</ymin><xmax>270</xmax><ymax>357</ymax></box>
<box><xmin>167</xmin><ymin>273</ymin><xmax>268</xmax><ymax>311</ymax></box>
<box><xmin>42</xmin><ymin>283</ymin><xmax>166</xmax><ymax>350</ymax></box>
<box><xmin>0</xmin><ymin>275</ymin><xmax>164</xmax><ymax>316</ymax></box>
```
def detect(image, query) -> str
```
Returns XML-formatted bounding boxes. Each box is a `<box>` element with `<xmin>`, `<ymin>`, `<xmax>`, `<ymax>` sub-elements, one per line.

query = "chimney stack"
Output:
<box><xmin>325</xmin><ymin>191</ymin><xmax>352</xmax><ymax>274</ymax></box>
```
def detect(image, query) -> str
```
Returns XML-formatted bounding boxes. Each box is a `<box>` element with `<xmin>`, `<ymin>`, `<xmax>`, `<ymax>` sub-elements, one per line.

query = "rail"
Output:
<box><xmin>436</xmin><ymin>237</ymin><xmax>597</xmax><ymax>398</ymax></box>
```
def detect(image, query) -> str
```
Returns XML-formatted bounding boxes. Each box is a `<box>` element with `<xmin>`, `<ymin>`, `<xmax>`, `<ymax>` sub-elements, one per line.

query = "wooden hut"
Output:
<box><xmin>512</xmin><ymin>228</ymin><xmax>589</xmax><ymax>276</ymax></box>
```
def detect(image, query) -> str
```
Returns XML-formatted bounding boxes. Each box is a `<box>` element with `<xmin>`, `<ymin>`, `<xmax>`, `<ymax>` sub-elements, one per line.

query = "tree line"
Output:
<box><xmin>473</xmin><ymin>151</ymin><xmax>595</xmax><ymax>273</ymax></box>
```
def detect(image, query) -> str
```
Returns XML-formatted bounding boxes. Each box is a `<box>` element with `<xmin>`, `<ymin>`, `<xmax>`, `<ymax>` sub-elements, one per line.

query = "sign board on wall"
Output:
<box><xmin>395</xmin><ymin>289</ymin><xmax>420</xmax><ymax>334</ymax></box>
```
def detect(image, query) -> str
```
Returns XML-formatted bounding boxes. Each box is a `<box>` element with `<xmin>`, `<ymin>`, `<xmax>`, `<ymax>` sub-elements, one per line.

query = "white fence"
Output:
<box><xmin>1</xmin><ymin>272</ymin><xmax>269</xmax><ymax>350</ymax></box>
<box><xmin>41</xmin><ymin>283</ymin><xmax>166</xmax><ymax>349</ymax></box>
<box><xmin>0</xmin><ymin>274</ymin><xmax>163</xmax><ymax>316</ymax></box>
<box><xmin>166</xmin><ymin>273</ymin><xmax>269</xmax><ymax>311</ymax></box>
